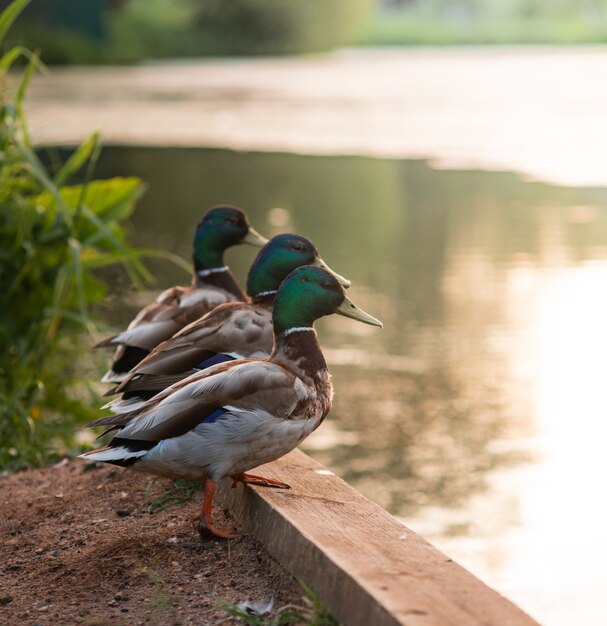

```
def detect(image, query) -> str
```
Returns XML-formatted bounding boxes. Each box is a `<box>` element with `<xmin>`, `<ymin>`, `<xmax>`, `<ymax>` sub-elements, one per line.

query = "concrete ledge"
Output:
<box><xmin>217</xmin><ymin>449</ymin><xmax>540</xmax><ymax>626</ymax></box>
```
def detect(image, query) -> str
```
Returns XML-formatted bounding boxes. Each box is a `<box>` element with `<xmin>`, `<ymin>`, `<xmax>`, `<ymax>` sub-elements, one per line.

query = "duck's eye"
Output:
<box><xmin>291</xmin><ymin>242</ymin><xmax>304</xmax><ymax>252</ymax></box>
<box><xmin>322</xmin><ymin>281</ymin><xmax>333</xmax><ymax>289</ymax></box>
<box><xmin>227</xmin><ymin>216</ymin><xmax>239</xmax><ymax>226</ymax></box>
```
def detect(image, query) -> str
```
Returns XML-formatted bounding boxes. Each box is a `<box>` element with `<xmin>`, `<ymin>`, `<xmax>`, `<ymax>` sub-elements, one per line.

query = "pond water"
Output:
<box><xmin>85</xmin><ymin>146</ymin><xmax>607</xmax><ymax>626</ymax></box>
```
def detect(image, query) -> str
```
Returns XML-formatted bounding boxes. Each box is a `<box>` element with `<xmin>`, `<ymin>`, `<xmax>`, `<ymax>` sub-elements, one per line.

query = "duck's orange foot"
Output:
<box><xmin>230</xmin><ymin>472</ymin><xmax>291</xmax><ymax>490</ymax></box>
<box><xmin>196</xmin><ymin>477</ymin><xmax>240</xmax><ymax>540</ymax></box>
<box><xmin>197</xmin><ymin>517</ymin><xmax>240</xmax><ymax>541</ymax></box>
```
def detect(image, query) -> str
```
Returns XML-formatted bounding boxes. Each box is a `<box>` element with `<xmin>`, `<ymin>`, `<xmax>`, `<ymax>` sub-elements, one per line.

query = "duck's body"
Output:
<box><xmin>96</xmin><ymin>205</ymin><xmax>266</xmax><ymax>382</ymax></box>
<box><xmin>96</xmin><ymin>333</ymin><xmax>331</xmax><ymax>482</ymax></box>
<box><xmin>105</xmin><ymin>234</ymin><xmax>349</xmax><ymax>410</ymax></box>
<box><xmin>82</xmin><ymin>266</ymin><xmax>381</xmax><ymax>539</ymax></box>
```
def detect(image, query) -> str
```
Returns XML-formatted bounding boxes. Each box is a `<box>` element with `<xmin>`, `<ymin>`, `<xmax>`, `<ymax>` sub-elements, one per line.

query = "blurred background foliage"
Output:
<box><xmin>0</xmin><ymin>0</ymin><xmax>375</xmax><ymax>64</ymax></box>
<box><xmin>363</xmin><ymin>0</ymin><xmax>607</xmax><ymax>45</ymax></box>
<box><xmin>0</xmin><ymin>0</ymin><xmax>173</xmax><ymax>470</ymax></box>
<box><xmin>2</xmin><ymin>0</ymin><xmax>607</xmax><ymax>65</ymax></box>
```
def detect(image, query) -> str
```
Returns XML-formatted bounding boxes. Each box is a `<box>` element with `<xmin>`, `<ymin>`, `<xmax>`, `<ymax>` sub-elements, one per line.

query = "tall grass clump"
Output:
<box><xmin>0</xmin><ymin>0</ymin><xmax>151</xmax><ymax>470</ymax></box>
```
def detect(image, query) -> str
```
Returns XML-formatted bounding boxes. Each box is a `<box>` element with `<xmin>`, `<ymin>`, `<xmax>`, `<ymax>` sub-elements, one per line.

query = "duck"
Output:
<box><xmin>95</xmin><ymin>205</ymin><xmax>267</xmax><ymax>383</ymax></box>
<box><xmin>104</xmin><ymin>233</ymin><xmax>351</xmax><ymax>413</ymax></box>
<box><xmin>81</xmin><ymin>265</ymin><xmax>382</xmax><ymax>539</ymax></box>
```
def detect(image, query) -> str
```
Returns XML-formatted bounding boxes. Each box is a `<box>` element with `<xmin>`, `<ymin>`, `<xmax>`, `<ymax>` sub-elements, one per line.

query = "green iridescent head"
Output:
<box><xmin>247</xmin><ymin>233</ymin><xmax>350</xmax><ymax>299</ymax></box>
<box><xmin>272</xmin><ymin>265</ymin><xmax>382</xmax><ymax>335</ymax></box>
<box><xmin>193</xmin><ymin>205</ymin><xmax>266</xmax><ymax>271</ymax></box>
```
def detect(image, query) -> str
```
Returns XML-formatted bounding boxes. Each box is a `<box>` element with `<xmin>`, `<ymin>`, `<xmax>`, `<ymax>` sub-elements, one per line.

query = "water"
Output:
<box><xmin>88</xmin><ymin>146</ymin><xmax>607</xmax><ymax>625</ymax></box>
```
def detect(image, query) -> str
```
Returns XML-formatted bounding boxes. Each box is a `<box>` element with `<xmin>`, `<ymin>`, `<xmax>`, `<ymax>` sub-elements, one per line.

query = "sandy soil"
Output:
<box><xmin>0</xmin><ymin>460</ymin><xmax>302</xmax><ymax>625</ymax></box>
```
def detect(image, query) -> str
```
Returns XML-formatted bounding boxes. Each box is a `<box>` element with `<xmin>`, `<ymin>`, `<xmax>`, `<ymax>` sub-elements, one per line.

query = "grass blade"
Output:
<box><xmin>54</xmin><ymin>132</ymin><xmax>100</xmax><ymax>188</ymax></box>
<box><xmin>79</xmin><ymin>204</ymin><xmax>152</xmax><ymax>287</ymax></box>
<box><xmin>80</xmin><ymin>247</ymin><xmax>191</xmax><ymax>275</ymax></box>
<box><xmin>68</xmin><ymin>237</ymin><xmax>93</xmax><ymax>333</ymax></box>
<box><xmin>14</xmin><ymin>52</ymin><xmax>39</xmax><ymax>146</ymax></box>
<box><xmin>17</xmin><ymin>139</ymin><xmax>73</xmax><ymax>224</ymax></box>
<box><xmin>0</xmin><ymin>0</ymin><xmax>29</xmax><ymax>45</ymax></box>
<box><xmin>0</xmin><ymin>45</ymin><xmax>45</xmax><ymax>72</ymax></box>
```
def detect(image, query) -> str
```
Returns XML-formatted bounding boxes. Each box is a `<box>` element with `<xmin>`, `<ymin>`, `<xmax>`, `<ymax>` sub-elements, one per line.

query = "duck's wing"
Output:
<box><xmin>110</xmin><ymin>303</ymin><xmax>273</xmax><ymax>392</ymax></box>
<box><xmin>126</xmin><ymin>303</ymin><xmax>266</xmax><ymax>374</ymax></box>
<box><xmin>94</xmin><ymin>288</ymin><xmax>182</xmax><ymax>348</ymax></box>
<box><xmin>95</xmin><ymin>287</ymin><xmax>243</xmax><ymax>383</ymax></box>
<box><xmin>89</xmin><ymin>360</ymin><xmax>300</xmax><ymax>444</ymax></box>
<box><xmin>95</xmin><ymin>286</ymin><xmax>241</xmax><ymax>352</ymax></box>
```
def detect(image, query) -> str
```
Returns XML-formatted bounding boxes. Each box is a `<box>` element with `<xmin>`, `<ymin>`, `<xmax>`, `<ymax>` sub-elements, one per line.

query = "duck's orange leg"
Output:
<box><xmin>230</xmin><ymin>472</ymin><xmax>291</xmax><ymax>490</ymax></box>
<box><xmin>197</xmin><ymin>478</ymin><xmax>240</xmax><ymax>540</ymax></box>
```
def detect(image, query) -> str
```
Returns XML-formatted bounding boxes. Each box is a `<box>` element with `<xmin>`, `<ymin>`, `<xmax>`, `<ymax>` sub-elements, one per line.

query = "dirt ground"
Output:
<box><xmin>0</xmin><ymin>460</ymin><xmax>303</xmax><ymax>625</ymax></box>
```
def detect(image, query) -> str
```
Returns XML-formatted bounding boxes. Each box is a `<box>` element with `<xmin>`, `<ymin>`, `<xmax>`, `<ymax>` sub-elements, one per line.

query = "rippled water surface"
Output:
<box><xmin>86</xmin><ymin>146</ymin><xmax>607</xmax><ymax>626</ymax></box>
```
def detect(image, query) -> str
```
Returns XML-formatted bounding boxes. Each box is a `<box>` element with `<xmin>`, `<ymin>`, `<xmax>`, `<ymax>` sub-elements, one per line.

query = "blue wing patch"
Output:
<box><xmin>195</xmin><ymin>353</ymin><xmax>236</xmax><ymax>371</ymax></box>
<box><xmin>202</xmin><ymin>407</ymin><xmax>228</xmax><ymax>424</ymax></box>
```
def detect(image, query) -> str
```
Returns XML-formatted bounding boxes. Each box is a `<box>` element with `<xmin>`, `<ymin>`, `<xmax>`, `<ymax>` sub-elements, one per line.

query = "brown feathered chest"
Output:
<box><xmin>272</xmin><ymin>330</ymin><xmax>333</xmax><ymax>428</ymax></box>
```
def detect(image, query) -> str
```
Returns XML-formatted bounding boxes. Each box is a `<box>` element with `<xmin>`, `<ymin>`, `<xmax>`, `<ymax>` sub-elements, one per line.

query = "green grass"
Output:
<box><xmin>144</xmin><ymin>478</ymin><xmax>200</xmax><ymax>514</ymax></box>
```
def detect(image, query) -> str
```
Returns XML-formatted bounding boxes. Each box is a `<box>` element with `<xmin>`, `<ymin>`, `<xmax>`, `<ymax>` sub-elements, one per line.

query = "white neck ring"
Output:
<box><xmin>282</xmin><ymin>326</ymin><xmax>314</xmax><ymax>337</ymax></box>
<box><xmin>197</xmin><ymin>266</ymin><xmax>228</xmax><ymax>277</ymax></box>
<box><xmin>254</xmin><ymin>289</ymin><xmax>278</xmax><ymax>298</ymax></box>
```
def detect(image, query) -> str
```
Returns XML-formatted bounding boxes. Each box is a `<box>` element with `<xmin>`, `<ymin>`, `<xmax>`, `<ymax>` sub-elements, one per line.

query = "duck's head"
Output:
<box><xmin>273</xmin><ymin>265</ymin><xmax>382</xmax><ymax>335</ymax></box>
<box><xmin>193</xmin><ymin>205</ymin><xmax>267</xmax><ymax>271</ymax></box>
<box><xmin>247</xmin><ymin>233</ymin><xmax>350</xmax><ymax>300</ymax></box>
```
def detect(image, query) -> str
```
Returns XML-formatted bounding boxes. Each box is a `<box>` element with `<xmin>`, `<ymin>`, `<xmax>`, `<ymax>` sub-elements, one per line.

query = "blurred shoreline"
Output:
<box><xmin>26</xmin><ymin>46</ymin><xmax>607</xmax><ymax>188</ymax></box>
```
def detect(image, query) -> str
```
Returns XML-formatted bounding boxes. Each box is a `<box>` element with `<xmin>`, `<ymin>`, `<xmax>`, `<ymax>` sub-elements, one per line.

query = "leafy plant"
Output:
<box><xmin>0</xmin><ymin>0</ymin><xmax>163</xmax><ymax>470</ymax></box>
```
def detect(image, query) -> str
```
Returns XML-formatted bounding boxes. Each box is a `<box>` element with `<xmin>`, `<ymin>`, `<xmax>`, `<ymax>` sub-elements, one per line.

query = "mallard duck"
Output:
<box><xmin>95</xmin><ymin>205</ymin><xmax>267</xmax><ymax>383</ymax></box>
<box><xmin>104</xmin><ymin>233</ymin><xmax>350</xmax><ymax>413</ymax></box>
<box><xmin>81</xmin><ymin>265</ymin><xmax>382</xmax><ymax>539</ymax></box>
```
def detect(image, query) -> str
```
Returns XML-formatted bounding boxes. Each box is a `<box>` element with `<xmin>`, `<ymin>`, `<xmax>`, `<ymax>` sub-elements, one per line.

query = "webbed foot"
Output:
<box><xmin>230</xmin><ymin>472</ymin><xmax>291</xmax><ymax>490</ymax></box>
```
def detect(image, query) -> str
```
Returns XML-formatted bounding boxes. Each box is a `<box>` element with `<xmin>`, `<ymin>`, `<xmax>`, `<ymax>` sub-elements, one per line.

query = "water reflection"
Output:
<box><xmin>66</xmin><ymin>146</ymin><xmax>607</xmax><ymax>625</ymax></box>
